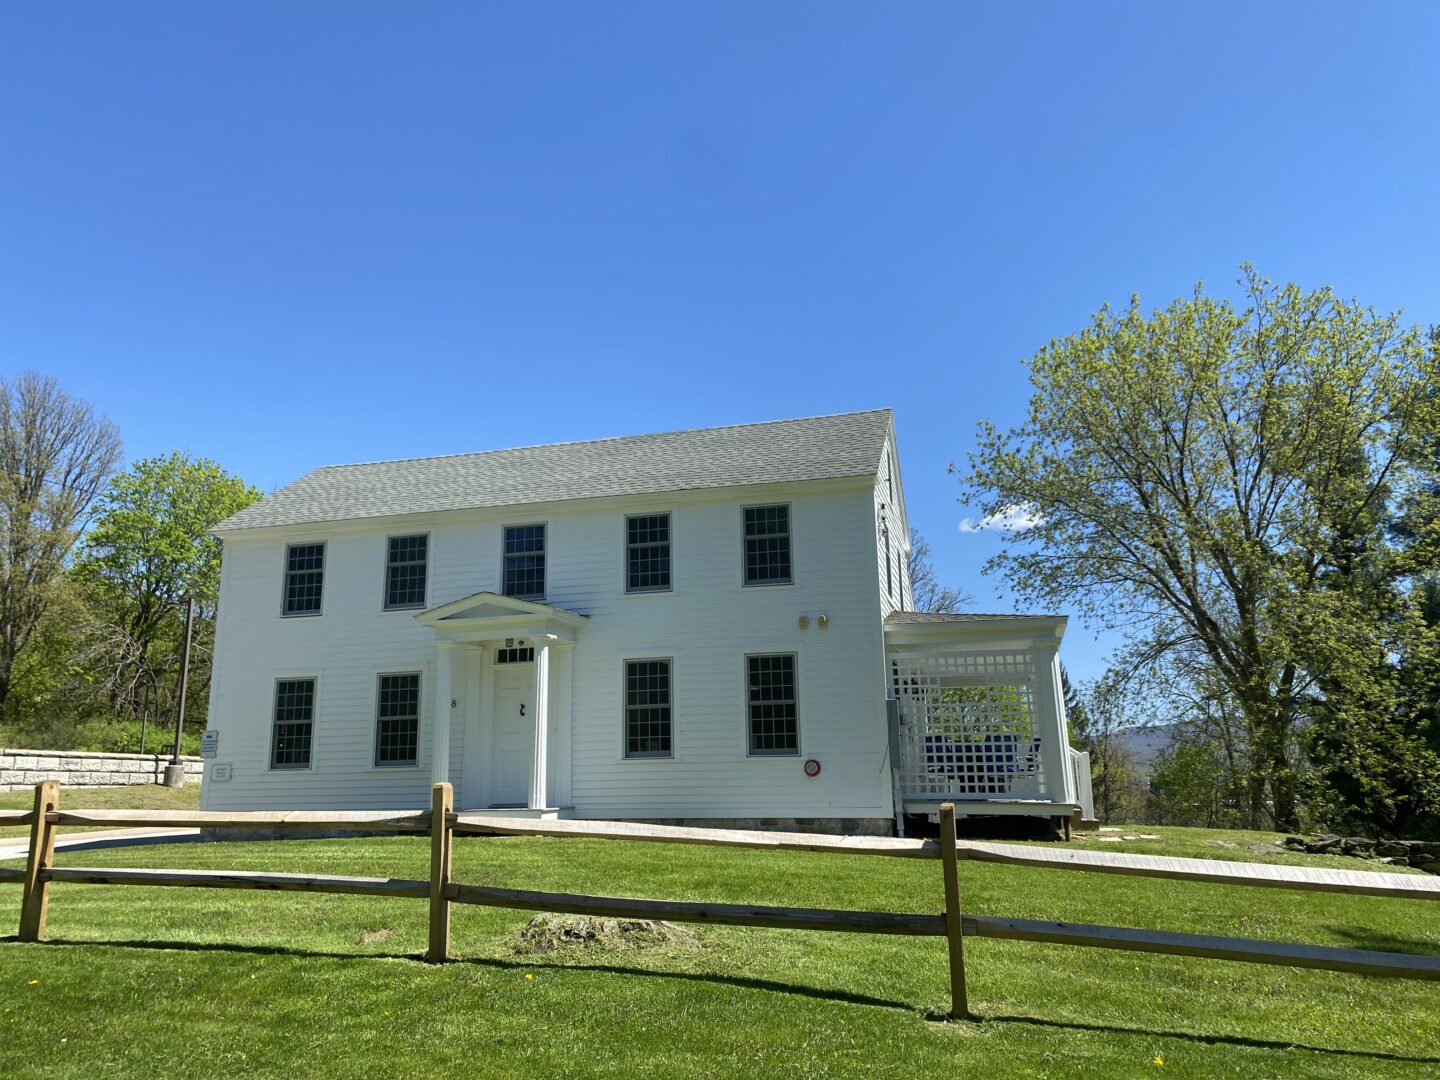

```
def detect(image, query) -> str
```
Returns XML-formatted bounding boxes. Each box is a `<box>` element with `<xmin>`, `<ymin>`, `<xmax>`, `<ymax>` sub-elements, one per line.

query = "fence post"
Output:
<box><xmin>939</xmin><ymin>801</ymin><xmax>969</xmax><ymax>1019</ymax></box>
<box><xmin>19</xmin><ymin>780</ymin><xmax>61</xmax><ymax>941</ymax></box>
<box><xmin>426</xmin><ymin>782</ymin><xmax>454</xmax><ymax>963</ymax></box>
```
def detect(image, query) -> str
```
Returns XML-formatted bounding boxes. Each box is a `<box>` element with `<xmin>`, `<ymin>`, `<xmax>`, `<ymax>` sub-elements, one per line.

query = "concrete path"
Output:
<box><xmin>0</xmin><ymin>827</ymin><xmax>202</xmax><ymax>862</ymax></box>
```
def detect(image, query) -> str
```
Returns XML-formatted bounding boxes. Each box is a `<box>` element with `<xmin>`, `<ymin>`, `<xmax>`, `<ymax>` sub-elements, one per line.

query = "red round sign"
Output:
<box><xmin>803</xmin><ymin>759</ymin><xmax>821</xmax><ymax>778</ymax></box>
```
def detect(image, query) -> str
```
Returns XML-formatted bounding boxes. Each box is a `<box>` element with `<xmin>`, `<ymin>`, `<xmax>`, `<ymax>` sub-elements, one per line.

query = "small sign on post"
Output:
<box><xmin>200</xmin><ymin>730</ymin><xmax>220</xmax><ymax>759</ymax></box>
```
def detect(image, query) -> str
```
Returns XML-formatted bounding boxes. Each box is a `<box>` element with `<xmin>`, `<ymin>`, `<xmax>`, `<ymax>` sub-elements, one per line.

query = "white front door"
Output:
<box><xmin>490</xmin><ymin>664</ymin><xmax>534</xmax><ymax>807</ymax></box>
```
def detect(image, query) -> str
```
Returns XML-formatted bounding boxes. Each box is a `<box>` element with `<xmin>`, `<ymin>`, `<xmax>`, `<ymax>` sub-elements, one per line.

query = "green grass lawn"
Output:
<box><xmin>1</xmin><ymin>824</ymin><xmax>1437</xmax><ymax>1078</ymax></box>
<box><xmin>0</xmin><ymin>783</ymin><xmax>200</xmax><ymax>839</ymax></box>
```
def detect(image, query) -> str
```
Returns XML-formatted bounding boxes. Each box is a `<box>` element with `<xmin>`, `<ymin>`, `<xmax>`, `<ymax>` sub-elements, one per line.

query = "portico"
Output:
<box><xmin>414</xmin><ymin>592</ymin><xmax>586</xmax><ymax>812</ymax></box>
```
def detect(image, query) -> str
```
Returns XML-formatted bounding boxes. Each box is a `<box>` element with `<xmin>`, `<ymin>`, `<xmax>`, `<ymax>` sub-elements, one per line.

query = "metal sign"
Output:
<box><xmin>200</xmin><ymin>730</ymin><xmax>220</xmax><ymax>758</ymax></box>
<box><xmin>209</xmin><ymin>763</ymin><xmax>233</xmax><ymax>782</ymax></box>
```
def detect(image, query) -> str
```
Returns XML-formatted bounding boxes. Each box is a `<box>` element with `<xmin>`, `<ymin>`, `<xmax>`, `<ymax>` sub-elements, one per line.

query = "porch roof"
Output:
<box><xmin>883</xmin><ymin>611</ymin><xmax>1067</xmax><ymax>647</ymax></box>
<box><xmin>414</xmin><ymin>591</ymin><xmax>588</xmax><ymax>642</ymax></box>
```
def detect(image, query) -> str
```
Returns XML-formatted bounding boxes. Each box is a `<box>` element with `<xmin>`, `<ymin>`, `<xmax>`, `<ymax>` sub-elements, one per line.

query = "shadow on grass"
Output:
<box><xmin>9</xmin><ymin>935</ymin><xmax>914</xmax><ymax>1011</ymax></box>
<box><xmin>6</xmin><ymin>935</ymin><xmax>420</xmax><ymax>964</ymax></box>
<box><xmin>970</xmin><ymin>1013</ymin><xmax>1440</xmax><ymax>1066</ymax></box>
<box><xmin>12</xmin><ymin>935</ymin><xmax>1437</xmax><ymax>1065</ymax></box>
<box><xmin>1323</xmin><ymin>926</ymin><xmax>1440</xmax><ymax>956</ymax></box>
<box><xmin>463</xmin><ymin>953</ymin><xmax>913</xmax><ymax>1011</ymax></box>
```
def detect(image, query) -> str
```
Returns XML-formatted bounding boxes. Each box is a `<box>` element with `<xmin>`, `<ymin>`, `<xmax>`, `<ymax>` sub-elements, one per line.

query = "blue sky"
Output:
<box><xmin>3</xmin><ymin>2</ymin><xmax>1437</xmax><ymax>683</ymax></box>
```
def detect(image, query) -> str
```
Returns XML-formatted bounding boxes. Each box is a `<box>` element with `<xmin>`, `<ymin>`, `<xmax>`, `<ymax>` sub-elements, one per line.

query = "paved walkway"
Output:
<box><xmin>0</xmin><ymin>827</ymin><xmax>201</xmax><ymax>862</ymax></box>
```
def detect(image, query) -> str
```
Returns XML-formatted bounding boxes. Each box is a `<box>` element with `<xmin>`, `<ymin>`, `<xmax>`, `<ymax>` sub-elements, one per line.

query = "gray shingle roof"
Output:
<box><xmin>217</xmin><ymin>409</ymin><xmax>892</xmax><ymax>531</ymax></box>
<box><xmin>884</xmin><ymin>611</ymin><xmax>1064</xmax><ymax>624</ymax></box>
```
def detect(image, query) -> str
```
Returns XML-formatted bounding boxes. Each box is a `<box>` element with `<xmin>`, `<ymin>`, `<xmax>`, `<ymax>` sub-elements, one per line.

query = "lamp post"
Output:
<box><xmin>161</xmin><ymin>594</ymin><xmax>195</xmax><ymax>788</ymax></box>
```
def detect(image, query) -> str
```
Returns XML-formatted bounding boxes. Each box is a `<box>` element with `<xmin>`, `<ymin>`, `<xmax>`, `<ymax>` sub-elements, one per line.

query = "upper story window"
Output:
<box><xmin>503</xmin><ymin>524</ymin><xmax>546</xmax><ymax>599</ymax></box>
<box><xmin>742</xmin><ymin>504</ymin><xmax>792</xmax><ymax>586</ymax></box>
<box><xmin>283</xmin><ymin>543</ymin><xmax>325</xmax><ymax>616</ymax></box>
<box><xmin>270</xmin><ymin>677</ymin><xmax>315</xmax><ymax>769</ymax></box>
<box><xmin>626</xmin><ymin>513</ymin><xmax>671</xmax><ymax>592</ymax></box>
<box><xmin>624</xmin><ymin>658</ymin><xmax>673</xmax><ymax>758</ymax></box>
<box><xmin>374</xmin><ymin>672</ymin><xmax>420</xmax><ymax>767</ymax></box>
<box><xmin>384</xmin><ymin>535</ymin><xmax>428</xmax><ymax>610</ymax></box>
<box><xmin>747</xmin><ymin>653</ymin><xmax>798</xmax><ymax>755</ymax></box>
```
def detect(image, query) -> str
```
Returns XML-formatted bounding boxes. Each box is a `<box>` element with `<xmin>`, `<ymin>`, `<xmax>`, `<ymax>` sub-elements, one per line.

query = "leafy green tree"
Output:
<box><xmin>1146</xmin><ymin>739</ymin><xmax>1230</xmax><ymax>827</ymax></box>
<box><xmin>962</xmin><ymin>268</ymin><xmax>1439</xmax><ymax>830</ymax></box>
<box><xmin>1075</xmin><ymin>671</ymin><xmax>1145</xmax><ymax>824</ymax></box>
<box><xmin>73</xmin><ymin>452</ymin><xmax>260</xmax><ymax>737</ymax></box>
<box><xmin>0</xmin><ymin>373</ymin><xmax>121</xmax><ymax>711</ymax></box>
<box><xmin>1061</xmin><ymin>663</ymin><xmax>1089</xmax><ymax>748</ymax></box>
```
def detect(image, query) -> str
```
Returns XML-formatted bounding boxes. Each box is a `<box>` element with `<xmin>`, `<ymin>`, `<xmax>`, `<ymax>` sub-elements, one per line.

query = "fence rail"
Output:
<box><xmin>4</xmin><ymin>780</ymin><xmax>1439</xmax><ymax>1020</ymax></box>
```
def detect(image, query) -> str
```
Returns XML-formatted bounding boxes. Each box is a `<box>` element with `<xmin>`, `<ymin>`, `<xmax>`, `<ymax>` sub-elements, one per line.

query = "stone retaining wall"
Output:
<box><xmin>1281</xmin><ymin>833</ymin><xmax>1440</xmax><ymax>873</ymax></box>
<box><xmin>0</xmin><ymin>748</ymin><xmax>203</xmax><ymax>790</ymax></box>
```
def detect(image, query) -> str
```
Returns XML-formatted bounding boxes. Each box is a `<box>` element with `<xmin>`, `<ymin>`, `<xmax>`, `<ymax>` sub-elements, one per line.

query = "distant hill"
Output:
<box><xmin>1114</xmin><ymin>724</ymin><xmax>1176</xmax><ymax>777</ymax></box>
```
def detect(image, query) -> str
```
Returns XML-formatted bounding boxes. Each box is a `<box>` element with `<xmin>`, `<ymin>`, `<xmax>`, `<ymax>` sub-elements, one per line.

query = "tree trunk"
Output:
<box><xmin>0</xmin><ymin>639</ymin><xmax>14</xmax><ymax>713</ymax></box>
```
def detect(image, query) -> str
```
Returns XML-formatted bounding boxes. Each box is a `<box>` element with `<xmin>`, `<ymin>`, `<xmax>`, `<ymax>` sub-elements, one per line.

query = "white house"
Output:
<box><xmin>203</xmin><ymin>410</ymin><xmax>1092</xmax><ymax>834</ymax></box>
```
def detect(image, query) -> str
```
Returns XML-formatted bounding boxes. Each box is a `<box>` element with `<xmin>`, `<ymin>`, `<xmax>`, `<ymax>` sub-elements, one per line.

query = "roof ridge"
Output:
<box><xmin>314</xmin><ymin>408</ymin><xmax>892</xmax><ymax>472</ymax></box>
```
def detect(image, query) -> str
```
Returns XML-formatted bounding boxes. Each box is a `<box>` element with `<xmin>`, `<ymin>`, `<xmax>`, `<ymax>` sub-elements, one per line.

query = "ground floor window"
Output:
<box><xmin>271</xmin><ymin>677</ymin><xmax>316</xmax><ymax>768</ymax></box>
<box><xmin>625</xmin><ymin>658</ymin><xmax>672</xmax><ymax>758</ymax></box>
<box><xmin>375</xmin><ymin>672</ymin><xmax>421</xmax><ymax>766</ymax></box>
<box><xmin>746</xmin><ymin>653</ymin><xmax>798</xmax><ymax>755</ymax></box>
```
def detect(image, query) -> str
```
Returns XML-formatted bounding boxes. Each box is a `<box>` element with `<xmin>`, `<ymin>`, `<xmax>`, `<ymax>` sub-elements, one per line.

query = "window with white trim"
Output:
<box><xmin>747</xmin><ymin>654</ymin><xmax>798</xmax><ymax>755</ymax></box>
<box><xmin>624</xmin><ymin>658</ymin><xmax>673</xmax><ymax>758</ymax></box>
<box><xmin>374</xmin><ymin>673</ymin><xmax>421</xmax><ymax>767</ymax></box>
<box><xmin>503</xmin><ymin>524</ymin><xmax>546</xmax><ymax>599</ymax></box>
<box><xmin>283</xmin><ymin>543</ymin><xmax>325</xmax><ymax>615</ymax></box>
<box><xmin>270</xmin><ymin>678</ymin><xmax>315</xmax><ymax>768</ymax></box>
<box><xmin>384</xmin><ymin>535</ymin><xmax>428</xmax><ymax>609</ymax></box>
<box><xmin>743</xmin><ymin>505</ymin><xmax>792</xmax><ymax>586</ymax></box>
<box><xmin>626</xmin><ymin>514</ymin><xmax>671</xmax><ymax>592</ymax></box>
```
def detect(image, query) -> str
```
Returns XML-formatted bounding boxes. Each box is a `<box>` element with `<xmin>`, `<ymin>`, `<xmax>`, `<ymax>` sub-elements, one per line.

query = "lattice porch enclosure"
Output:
<box><xmin>890</xmin><ymin>650</ymin><xmax>1051</xmax><ymax>802</ymax></box>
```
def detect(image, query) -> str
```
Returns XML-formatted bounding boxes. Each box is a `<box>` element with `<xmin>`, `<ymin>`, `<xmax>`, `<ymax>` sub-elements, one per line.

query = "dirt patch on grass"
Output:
<box><xmin>514</xmin><ymin>915</ymin><xmax>701</xmax><ymax>954</ymax></box>
<box><xmin>358</xmin><ymin>927</ymin><xmax>395</xmax><ymax>944</ymax></box>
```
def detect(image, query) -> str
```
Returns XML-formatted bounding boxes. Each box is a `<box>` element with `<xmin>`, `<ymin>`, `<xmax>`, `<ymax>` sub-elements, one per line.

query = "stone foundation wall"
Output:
<box><xmin>0</xmin><ymin>749</ymin><xmax>203</xmax><ymax>790</ymax></box>
<box><xmin>628</xmin><ymin>817</ymin><xmax>896</xmax><ymax>836</ymax></box>
<box><xmin>203</xmin><ymin>816</ymin><xmax>899</xmax><ymax>843</ymax></box>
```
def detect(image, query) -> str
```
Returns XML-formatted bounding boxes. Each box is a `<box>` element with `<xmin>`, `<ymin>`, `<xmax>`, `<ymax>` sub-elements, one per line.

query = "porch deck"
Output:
<box><xmin>457</xmin><ymin>806</ymin><xmax>575</xmax><ymax>820</ymax></box>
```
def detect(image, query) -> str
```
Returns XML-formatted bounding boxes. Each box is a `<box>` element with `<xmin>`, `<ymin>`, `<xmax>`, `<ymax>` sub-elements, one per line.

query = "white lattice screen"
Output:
<box><xmin>890</xmin><ymin>650</ymin><xmax>1048</xmax><ymax>800</ymax></box>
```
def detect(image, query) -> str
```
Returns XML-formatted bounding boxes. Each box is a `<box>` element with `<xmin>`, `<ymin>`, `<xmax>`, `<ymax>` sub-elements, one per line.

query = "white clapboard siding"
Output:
<box><xmin>873</xmin><ymin>432</ymin><xmax>912</xmax><ymax>621</ymax></box>
<box><xmin>203</xmin><ymin>477</ymin><xmax>894</xmax><ymax>820</ymax></box>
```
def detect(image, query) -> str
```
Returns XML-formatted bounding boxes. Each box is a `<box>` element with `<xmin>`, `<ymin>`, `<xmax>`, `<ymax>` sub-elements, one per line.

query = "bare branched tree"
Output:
<box><xmin>906</xmin><ymin>529</ymin><xmax>972</xmax><ymax>612</ymax></box>
<box><xmin>0</xmin><ymin>373</ymin><xmax>122</xmax><ymax>709</ymax></box>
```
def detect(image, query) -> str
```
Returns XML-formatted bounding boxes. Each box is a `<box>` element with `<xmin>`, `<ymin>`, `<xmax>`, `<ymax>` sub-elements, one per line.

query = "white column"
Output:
<box><xmin>528</xmin><ymin>640</ymin><xmax>551</xmax><ymax>809</ymax></box>
<box><xmin>432</xmin><ymin>642</ymin><xmax>455</xmax><ymax>785</ymax></box>
<box><xmin>1030</xmin><ymin>640</ymin><xmax>1074</xmax><ymax>806</ymax></box>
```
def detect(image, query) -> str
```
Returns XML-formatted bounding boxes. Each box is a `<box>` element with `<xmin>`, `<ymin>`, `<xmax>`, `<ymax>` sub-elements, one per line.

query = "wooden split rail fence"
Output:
<box><xmin>3</xmin><ymin>780</ymin><xmax>1439</xmax><ymax>1017</ymax></box>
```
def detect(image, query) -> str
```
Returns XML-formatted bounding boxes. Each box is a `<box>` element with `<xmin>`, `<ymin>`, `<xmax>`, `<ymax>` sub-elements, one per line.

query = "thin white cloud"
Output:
<box><xmin>958</xmin><ymin>504</ymin><xmax>1043</xmax><ymax>534</ymax></box>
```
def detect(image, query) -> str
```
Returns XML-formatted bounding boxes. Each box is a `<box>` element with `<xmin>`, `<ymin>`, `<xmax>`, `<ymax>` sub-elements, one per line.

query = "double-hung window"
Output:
<box><xmin>742</xmin><ymin>505</ymin><xmax>792</xmax><ymax>586</ymax></box>
<box><xmin>503</xmin><ymin>524</ymin><xmax>546</xmax><ymax>599</ymax></box>
<box><xmin>746</xmin><ymin>654</ymin><xmax>798</xmax><ymax>755</ymax></box>
<box><xmin>270</xmin><ymin>677</ymin><xmax>316</xmax><ymax>768</ymax></box>
<box><xmin>624</xmin><ymin>658</ymin><xmax>673</xmax><ymax>758</ymax></box>
<box><xmin>625</xmin><ymin>514</ymin><xmax>671</xmax><ymax>592</ymax></box>
<box><xmin>283</xmin><ymin>543</ymin><xmax>325</xmax><ymax>616</ymax></box>
<box><xmin>384</xmin><ymin>535</ymin><xmax>428</xmax><ymax>609</ymax></box>
<box><xmin>374</xmin><ymin>672</ymin><xmax>421</xmax><ymax>767</ymax></box>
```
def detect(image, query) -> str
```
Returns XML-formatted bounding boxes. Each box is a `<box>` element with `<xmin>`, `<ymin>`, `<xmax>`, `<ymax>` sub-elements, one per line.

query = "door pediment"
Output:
<box><xmin>414</xmin><ymin>591</ymin><xmax>587</xmax><ymax>641</ymax></box>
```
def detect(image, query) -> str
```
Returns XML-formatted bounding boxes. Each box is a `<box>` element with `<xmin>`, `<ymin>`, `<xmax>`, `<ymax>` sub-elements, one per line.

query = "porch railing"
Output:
<box><xmin>891</xmin><ymin>648</ymin><xmax>1073</xmax><ymax>808</ymax></box>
